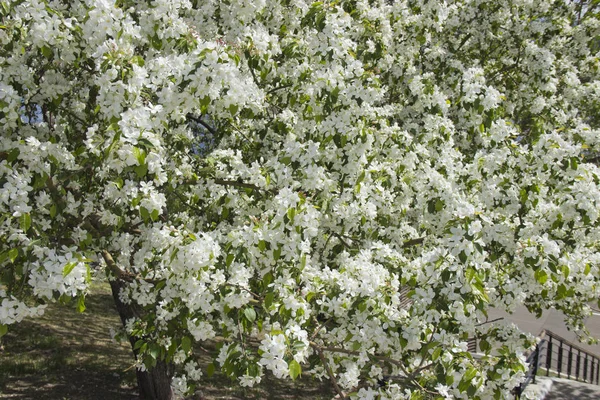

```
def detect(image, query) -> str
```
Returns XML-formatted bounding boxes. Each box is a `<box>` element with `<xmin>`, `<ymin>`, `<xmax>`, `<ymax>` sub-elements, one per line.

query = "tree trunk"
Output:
<box><xmin>109</xmin><ymin>278</ymin><xmax>174</xmax><ymax>400</ymax></box>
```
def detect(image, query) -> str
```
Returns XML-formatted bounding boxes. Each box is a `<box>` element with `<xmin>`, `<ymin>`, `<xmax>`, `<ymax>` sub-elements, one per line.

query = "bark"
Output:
<box><xmin>109</xmin><ymin>277</ymin><xmax>174</xmax><ymax>400</ymax></box>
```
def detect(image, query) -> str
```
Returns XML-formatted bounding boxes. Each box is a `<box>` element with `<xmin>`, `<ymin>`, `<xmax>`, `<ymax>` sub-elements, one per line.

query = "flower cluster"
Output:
<box><xmin>1</xmin><ymin>0</ymin><xmax>600</xmax><ymax>399</ymax></box>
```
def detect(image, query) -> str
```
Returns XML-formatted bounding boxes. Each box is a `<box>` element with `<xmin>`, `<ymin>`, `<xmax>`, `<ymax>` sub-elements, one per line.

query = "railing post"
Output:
<box><xmin>532</xmin><ymin>343</ymin><xmax>540</xmax><ymax>384</ymax></box>
<box><xmin>596</xmin><ymin>357</ymin><xmax>600</xmax><ymax>384</ymax></box>
<box><xmin>557</xmin><ymin>340</ymin><xmax>563</xmax><ymax>378</ymax></box>
<box><xmin>546</xmin><ymin>337</ymin><xmax>553</xmax><ymax>376</ymax></box>
<box><xmin>591</xmin><ymin>359</ymin><xmax>596</xmax><ymax>385</ymax></box>
<box><xmin>567</xmin><ymin>344</ymin><xmax>573</xmax><ymax>379</ymax></box>
<box><xmin>576</xmin><ymin>350</ymin><xmax>581</xmax><ymax>380</ymax></box>
<box><xmin>584</xmin><ymin>353</ymin><xmax>589</xmax><ymax>382</ymax></box>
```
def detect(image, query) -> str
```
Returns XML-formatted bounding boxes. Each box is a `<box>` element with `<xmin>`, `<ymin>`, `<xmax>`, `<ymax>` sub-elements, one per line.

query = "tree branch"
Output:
<box><xmin>317</xmin><ymin>348</ymin><xmax>346</xmax><ymax>400</ymax></box>
<box><xmin>214</xmin><ymin>178</ymin><xmax>261</xmax><ymax>191</ymax></box>
<box><xmin>402</xmin><ymin>237</ymin><xmax>425</xmax><ymax>248</ymax></box>
<box><xmin>101</xmin><ymin>250</ymin><xmax>135</xmax><ymax>282</ymax></box>
<box><xmin>187</xmin><ymin>114</ymin><xmax>218</xmax><ymax>137</ymax></box>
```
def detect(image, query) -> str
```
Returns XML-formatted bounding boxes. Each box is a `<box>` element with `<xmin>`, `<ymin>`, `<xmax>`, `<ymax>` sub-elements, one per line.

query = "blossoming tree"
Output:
<box><xmin>2</xmin><ymin>0</ymin><xmax>600</xmax><ymax>398</ymax></box>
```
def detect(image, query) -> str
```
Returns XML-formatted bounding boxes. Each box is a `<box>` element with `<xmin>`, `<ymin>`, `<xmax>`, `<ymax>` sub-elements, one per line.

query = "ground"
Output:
<box><xmin>0</xmin><ymin>283</ymin><xmax>334</xmax><ymax>400</ymax></box>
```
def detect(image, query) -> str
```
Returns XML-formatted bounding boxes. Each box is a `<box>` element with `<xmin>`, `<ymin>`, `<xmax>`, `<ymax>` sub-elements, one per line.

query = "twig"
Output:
<box><xmin>310</xmin><ymin>317</ymin><xmax>332</xmax><ymax>340</ymax></box>
<box><xmin>237</xmin><ymin>314</ymin><xmax>247</xmax><ymax>356</ymax></box>
<box><xmin>317</xmin><ymin>348</ymin><xmax>346</xmax><ymax>400</ymax></box>
<box><xmin>309</xmin><ymin>341</ymin><xmax>423</xmax><ymax>380</ymax></box>
<box><xmin>225</xmin><ymin>283</ymin><xmax>261</xmax><ymax>299</ymax></box>
<box><xmin>187</xmin><ymin>114</ymin><xmax>218</xmax><ymax>137</ymax></box>
<box><xmin>332</xmin><ymin>232</ymin><xmax>351</xmax><ymax>249</ymax></box>
<box><xmin>171</xmin><ymin>189</ymin><xmax>205</xmax><ymax>215</ymax></box>
<box><xmin>214</xmin><ymin>178</ymin><xmax>262</xmax><ymax>191</ymax></box>
<box><xmin>402</xmin><ymin>237</ymin><xmax>425</xmax><ymax>248</ymax></box>
<box><xmin>267</xmin><ymin>84</ymin><xmax>293</xmax><ymax>95</ymax></box>
<box><xmin>475</xmin><ymin>317</ymin><xmax>504</xmax><ymax>326</ymax></box>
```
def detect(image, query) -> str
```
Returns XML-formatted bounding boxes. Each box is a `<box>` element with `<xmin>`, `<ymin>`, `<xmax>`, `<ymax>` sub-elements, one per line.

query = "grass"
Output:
<box><xmin>0</xmin><ymin>282</ymin><xmax>334</xmax><ymax>399</ymax></box>
<box><xmin>0</xmin><ymin>282</ymin><xmax>138</xmax><ymax>399</ymax></box>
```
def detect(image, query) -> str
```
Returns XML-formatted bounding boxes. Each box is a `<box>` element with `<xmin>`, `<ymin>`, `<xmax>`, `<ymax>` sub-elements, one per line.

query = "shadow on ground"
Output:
<box><xmin>545</xmin><ymin>378</ymin><xmax>600</xmax><ymax>400</ymax></box>
<box><xmin>0</xmin><ymin>284</ymin><xmax>138</xmax><ymax>399</ymax></box>
<box><xmin>0</xmin><ymin>283</ymin><xmax>334</xmax><ymax>400</ymax></box>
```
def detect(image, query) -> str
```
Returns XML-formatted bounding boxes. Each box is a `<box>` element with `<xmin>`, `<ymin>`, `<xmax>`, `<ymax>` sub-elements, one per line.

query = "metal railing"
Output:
<box><xmin>514</xmin><ymin>330</ymin><xmax>600</xmax><ymax>399</ymax></box>
<box><xmin>514</xmin><ymin>335</ymin><xmax>545</xmax><ymax>399</ymax></box>
<box><xmin>542</xmin><ymin>330</ymin><xmax>600</xmax><ymax>384</ymax></box>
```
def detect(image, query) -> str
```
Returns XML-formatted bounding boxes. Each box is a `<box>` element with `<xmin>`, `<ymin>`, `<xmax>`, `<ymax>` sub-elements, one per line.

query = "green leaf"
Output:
<box><xmin>258</xmin><ymin>240</ymin><xmax>267</xmax><ymax>251</ymax></box>
<box><xmin>534</xmin><ymin>269</ymin><xmax>548</xmax><ymax>285</ymax></box>
<box><xmin>479</xmin><ymin>339</ymin><xmax>491</xmax><ymax>352</ymax></box>
<box><xmin>206</xmin><ymin>362</ymin><xmax>216</xmax><ymax>377</ymax></box>
<box><xmin>264</xmin><ymin>292</ymin><xmax>274</xmax><ymax>309</ymax></box>
<box><xmin>181</xmin><ymin>336</ymin><xmax>192</xmax><ymax>353</ymax></box>
<box><xmin>244</xmin><ymin>307</ymin><xmax>256</xmax><ymax>323</ymax></box>
<box><xmin>149</xmin><ymin>343</ymin><xmax>160</xmax><ymax>359</ymax></box>
<box><xmin>77</xmin><ymin>295</ymin><xmax>86</xmax><ymax>313</ymax></box>
<box><xmin>49</xmin><ymin>204</ymin><xmax>57</xmax><ymax>218</ymax></box>
<box><xmin>7</xmin><ymin>148</ymin><xmax>19</xmax><ymax>162</ymax></box>
<box><xmin>63</xmin><ymin>262</ymin><xmax>78</xmax><ymax>277</ymax></box>
<box><xmin>355</xmin><ymin>171</ymin><xmax>365</xmax><ymax>186</ymax></box>
<box><xmin>0</xmin><ymin>324</ymin><xmax>7</xmax><ymax>338</ymax></box>
<box><xmin>287</xmin><ymin>207</ymin><xmax>296</xmax><ymax>221</ymax></box>
<box><xmin>134</xmin><ymin>164</ymin><xmax>148</xmax><ymax>178</ymax></box>
<box><xmin>41</xmin><ymin>45</ymin><xmax>52</xmax><ymax>59</ymax></box>
<box><xmin>8</xmin><ymin>248</ymin><xmax>18</xmax><ymax>263</ymax></box>
<box><xmin>226</xmin><ymin>253</ymin><xmax>235</xmax><ymax>267</ymax></box>
<box><xmin>556</xmin><ymin>283</ymin><xmax>567</xmax><ymax>300</ymax></box>
<box><xmin>131</xmin><ymin>55</ymin><xmax>145</xmax><ymax>66</ymax></box>
<box><xmin>427</xmin><ymin>199</ymin><xmax>435</xmax><ymax>213</ymax></box>
<box><xmin>459</xmin><ymin>367</ymin><xmax>478</xmax><ymax>392</ymax></box>
<box><xmin>19</xmin><ymin>213</ymin><xmax>31</xmax><ymax>232</ymax></box>
<box><xmin>435</xmin><ymin>199</ymin><xmax>444</xmax><ymax>212</ymax></box>
<box><xmin>289</xmin><ymin>359</ymin><xmax>302</xmax><ymax>380</ymax></box>
<box><xmin>151</xmin><ymin>34</ymin><xmax>162</xmax><ymax>50</ymax></box>
<box><xmin>200</xmin><ymin>96</ymin><xmax>211</xmax><ymax>110</ymax></box>
<box><xmin>466</xmin><ymin>367</ymin><xmax>478</xmax><ymax>380</ymax></box>
<box><xmin>571</xmin><ymin>157</ymin><xmax>579</xmax><ymax>170</ymax></box>
<box><xmin>137</xmin><ymin>138</ymin><xmax>155</xmax><ymax>150</ymax></box>
<box><xmin>0</xmin><ymin>1</ymin><xmax>9</xmax><ymax>15</ymax></box>
<box><xmin>273</xmin><ymin>246</ymin><xmax>281</xmax><ymax>261</ymax></box>
<box><xmin>140</xmin><ymin>207</ymin><xmax>150</xmax><ymax>222</ymax></box>
<box><xmin>133</xmin><ymin>146</ymin><xmax>146</xmax><ymax>164</ymax></box>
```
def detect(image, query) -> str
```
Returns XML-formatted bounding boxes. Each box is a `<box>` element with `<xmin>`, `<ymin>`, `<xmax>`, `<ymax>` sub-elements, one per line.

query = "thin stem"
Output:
<box><xmin>475</xmin><ymin>317</ymin><xmax>504</xmax><ymax>327</ymax></box>
<box><xmin>237</xmin><ymin>315</ymin><xmax>247</xmax><ymax>356</ymax></box>
<box><xmin>214</xmin><ymin>178</ymin><xmax>262</xmax><ymax>191</ymax></box>
<box><xmin>310</xmin><ymin>317</ymin><xmax>332</xmax><ymax>341</ymax></box>
<box><xmin>402</xmin><ymin>237</ymin><xmax>425</xmax><ymax>248</ymax></box>
<box><xmin>317</xmin><ymin>348</ymin><xmax>346</xmax><ymax>400</ymax></box>
<box><xmin>332</xmin><ymin>232</ymin><xmax>352</xmax><ymax>249</ymax></box>
<box><xmin>267</xmin><ymin>84</ymin><xmax>293</xmax><ymax>95</ymax></box>
<box><xmin>225</xmin><ymin>283</ymin><xmax>261</xmax><ymax>299</ymax></box>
